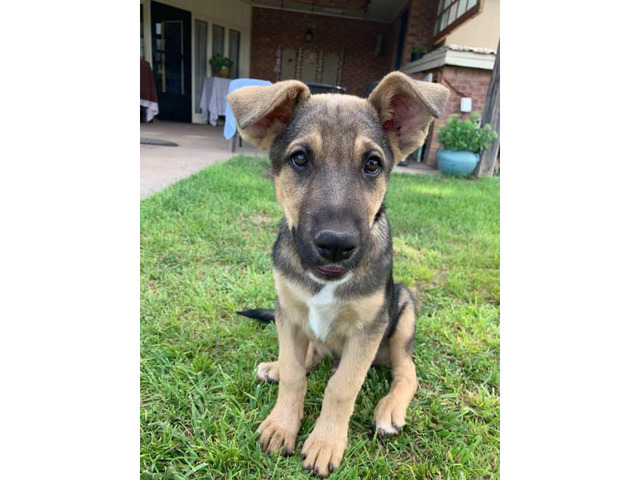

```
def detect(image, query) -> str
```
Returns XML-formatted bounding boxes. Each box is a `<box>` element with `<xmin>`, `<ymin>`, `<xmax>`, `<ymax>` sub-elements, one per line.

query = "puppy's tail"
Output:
<box><xmin>236</xmin><ymin>309</ymin><xmax>275</xmax><ymax>323</ymax></box>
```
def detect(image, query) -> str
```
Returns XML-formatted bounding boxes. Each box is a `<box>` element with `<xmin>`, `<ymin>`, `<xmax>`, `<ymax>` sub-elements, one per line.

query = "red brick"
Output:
<box><xmin>423</xmin><ymin>65</ymin><xmax>493</xmax><ymax>167</ymax></box>
<box><xmin>250</xmin><ymin>7</ymin><xmax>393</xmax><ymax>96</ymax></box>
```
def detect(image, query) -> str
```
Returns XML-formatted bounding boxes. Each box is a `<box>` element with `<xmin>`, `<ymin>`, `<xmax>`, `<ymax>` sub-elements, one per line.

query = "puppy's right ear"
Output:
<box><xmin>226</xmin><ymin>81</ymin><xmax>310</xmax><ymax>150</ymax></box>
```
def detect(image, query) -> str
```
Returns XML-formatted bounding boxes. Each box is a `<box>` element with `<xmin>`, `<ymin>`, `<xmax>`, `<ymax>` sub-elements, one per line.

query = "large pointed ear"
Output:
<box><xmin>368</xmin><ymin>72</ymin><xmax>450</xmax><ymax>163</ymax></box>
<box><xmin>226</xmin><ymin>80</ymin><xmax>310</xmax><ymax>150</ymax></box>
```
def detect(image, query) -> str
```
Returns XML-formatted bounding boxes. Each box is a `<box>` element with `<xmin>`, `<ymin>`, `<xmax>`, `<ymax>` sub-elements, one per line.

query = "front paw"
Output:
<box><xmin>301</xmin><ymin>429</ymin><xmax>347</xmax><ymax>477</ymax></box>
<box><xmin>257</xmin><ymin>361</ymin><xmax>280</xmax><ymax>383</ymax></box>
<box><xmin>374</xmin><ymin>394</ymin><xmax>407</xmax><ymax>437</ymax></box>
<box><xmin>257</xmin><ymin>409</ymin><xmax>299</xmax><ymax>456</ymax></box>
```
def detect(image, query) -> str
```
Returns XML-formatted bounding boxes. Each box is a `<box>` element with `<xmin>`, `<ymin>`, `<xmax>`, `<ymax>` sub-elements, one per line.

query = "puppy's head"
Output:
<box><xmin>228</xmin><ymin>72</ymin><xmax>449</xmax><ymax>283</ymax></box>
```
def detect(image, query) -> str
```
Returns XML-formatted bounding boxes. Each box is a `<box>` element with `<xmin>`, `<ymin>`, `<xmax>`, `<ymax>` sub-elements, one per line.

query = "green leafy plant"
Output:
<box><xmin>209</xmin><ymin>53</ymin><xmax>233</xmax><ymax>74</ymax></box>
<box><xmin>411</xmin><ymin>44</ymin><xmax>427</xmax><ymax>54</ymax></box>
<box><xmin>437</xmin><ymin>112</ymin><xmax>498</xmax><ymax>153</ymax></box>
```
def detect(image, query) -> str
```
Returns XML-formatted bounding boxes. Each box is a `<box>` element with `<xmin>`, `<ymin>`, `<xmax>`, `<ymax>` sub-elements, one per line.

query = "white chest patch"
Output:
<box><xmin>307</xmin><ymin>284</ymin><xmax>341</xmax><ymax>342</ymax></box>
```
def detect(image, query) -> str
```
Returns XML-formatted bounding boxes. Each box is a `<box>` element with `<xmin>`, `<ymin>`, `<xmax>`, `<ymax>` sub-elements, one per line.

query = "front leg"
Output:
<box><xmin>258</xmin><ymin>304</ymin><xmax>309</xmax><ymax>456</ymax></box>
<box><xmin>302</xmin><ymin>327</ymin><xmax>384</xmax><ymax>476</ymax></box>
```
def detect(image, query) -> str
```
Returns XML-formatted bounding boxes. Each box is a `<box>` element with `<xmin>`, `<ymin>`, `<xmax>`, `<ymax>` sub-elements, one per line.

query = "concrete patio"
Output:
<box><xmin>140</xmin><ymin>121</ymin><xmax>265</xmax><ymax>198</ymax></box>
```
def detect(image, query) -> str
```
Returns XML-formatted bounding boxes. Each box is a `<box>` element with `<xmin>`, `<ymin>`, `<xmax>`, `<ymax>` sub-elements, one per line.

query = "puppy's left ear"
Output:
<box><xmin>227</xmin><ymin>80</ymin><xmax>310</xmax><ymax>150</ymax></box>
<box><xmin>368</xmin><ymin>72</ymin><xmax>450</xmax><ymax>163</ymax></box>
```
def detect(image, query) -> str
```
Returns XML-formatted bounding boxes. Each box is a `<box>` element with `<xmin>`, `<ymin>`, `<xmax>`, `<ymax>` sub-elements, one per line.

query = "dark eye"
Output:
<box><xmin>364</xmin><ymin>156</ymin><xmax>382</xmax><ymax>175</ymax></box>
<box><xmin>290</xmin><ymin>151</ymin><xmax>308</xmax><ymax>168</ymax></box>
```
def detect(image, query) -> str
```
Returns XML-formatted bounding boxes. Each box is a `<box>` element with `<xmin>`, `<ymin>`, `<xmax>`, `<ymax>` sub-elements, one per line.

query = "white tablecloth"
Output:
<box><xmin>200</xmin><ymin>77</ymin><xmax>231</xmax><ymax>126</ymax></box>
<box><xmin>140</xmin><ymin>99</ymin><xmax>159</xmax><ymax>123</ymax></box>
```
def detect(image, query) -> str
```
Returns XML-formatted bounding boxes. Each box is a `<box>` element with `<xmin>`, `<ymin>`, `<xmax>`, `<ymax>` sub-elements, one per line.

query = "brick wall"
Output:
<box><xmin>423</xmin><ymin>65</ymin><xmax>492</xmax><ymax>167</ymax></box>
<box><xmin>401</xmin><ymin>0</ymin><xmax>439</xmax><ymax>65</ymax></box>
<box><xmin>250</xmin><ymin>7</ymin><xmax>393</xmax><ymax>96</ymax></box>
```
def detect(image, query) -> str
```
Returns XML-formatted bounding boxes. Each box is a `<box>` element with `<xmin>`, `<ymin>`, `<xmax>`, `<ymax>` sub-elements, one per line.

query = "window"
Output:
<box><xmin>229</xmin><ymin>29</ymin><xmax>240</xmax><ymax>79</ymax></box>
<box><xmin>212</xmin><ymin>25</ymin><xmax>224</xmax><ymax>58</ymax></box>
<box><xmin>434</xmin><ymin>0</ymin><xmax>481</xmax><ymax>39</ymax></box>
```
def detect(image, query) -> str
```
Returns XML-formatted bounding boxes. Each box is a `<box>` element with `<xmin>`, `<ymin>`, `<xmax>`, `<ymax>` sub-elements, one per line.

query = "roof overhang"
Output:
<box><xmin>401</xmin><ymin>45</ymin><xmax>496</xmax><ymax>74</ymax></box>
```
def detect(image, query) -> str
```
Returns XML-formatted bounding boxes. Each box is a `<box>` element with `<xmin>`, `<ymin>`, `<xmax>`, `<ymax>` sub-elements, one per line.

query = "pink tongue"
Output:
<box><xmin>319</xmin><ymin>265</ymin><xmax>344</xmax><ymax>274</ymax></box>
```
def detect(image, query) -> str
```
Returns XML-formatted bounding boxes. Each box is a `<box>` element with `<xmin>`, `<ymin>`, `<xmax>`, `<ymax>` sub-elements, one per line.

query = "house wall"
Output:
<box><xmin>400</xmin><ymin>0</ymin><xmax>439</xmax><ymax>65</ymax></box>
<box><xmin>445</xmin><ymin>0</ymin><xmax>500</xmax><ymax>50</ymax></box>
<box><xmin>250</xmin><ymin>7</ymin><xmax>393</xmax><ymax>97</ymax></box>
<box><xmin>140</xmin><ymin>0</ymin><xmax>252</xmax><ymax>122</ymax></box>
<box><xmin>397</xmin><ymin>0</ymin><xmax>500</xmax><ymax>66</ymax></box>
<box><xmin>396</xmin><ymin>0</ymin><xmax>499</xmax><ymax>168</ymax></box>
<box><xmin>409</xmin><ymin>65</ymin><xmax>492</xmax><ymax>167</ymax></box>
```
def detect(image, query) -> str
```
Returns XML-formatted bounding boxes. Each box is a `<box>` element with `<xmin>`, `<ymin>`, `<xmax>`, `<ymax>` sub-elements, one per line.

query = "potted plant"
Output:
<box><xmin>410</xmin><ymin>44</ymin><xmax>426</xmax><ymax>61</ymax></box>
<box><xmin>209</xmin><ymin>53</ymin><xmax>234</xmax><ymax>78</ymax></box>
<box><xmin>436</xmin><ymin>112</ymin><xmax>498</xmax><ymax>177</ymax></box>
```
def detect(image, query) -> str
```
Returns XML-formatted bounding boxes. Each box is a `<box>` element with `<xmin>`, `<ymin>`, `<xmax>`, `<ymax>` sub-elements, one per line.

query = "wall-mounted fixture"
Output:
<box><xmin>460</xmin><ymin>97</ymin><xmax>472</xmax><ymax>113</ymax></box>
<box><xmin>305</xmin><ymin>28</ymin><xmax>314</xmax><ymax>42</ymax></box>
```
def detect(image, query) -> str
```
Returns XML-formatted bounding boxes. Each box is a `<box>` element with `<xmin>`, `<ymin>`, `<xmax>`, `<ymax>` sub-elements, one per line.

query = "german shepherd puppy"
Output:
<box><xmin>228</xmin><ymin>72</ymin><xmax>449</xmax><ymax>477</ymax></box>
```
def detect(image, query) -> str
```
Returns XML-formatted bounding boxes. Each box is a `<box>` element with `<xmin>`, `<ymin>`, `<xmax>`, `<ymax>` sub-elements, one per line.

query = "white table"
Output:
<box><xmin>200</xmin><ymin>77</ymin><xmax>232</xmax><ymax>126</ymax></box>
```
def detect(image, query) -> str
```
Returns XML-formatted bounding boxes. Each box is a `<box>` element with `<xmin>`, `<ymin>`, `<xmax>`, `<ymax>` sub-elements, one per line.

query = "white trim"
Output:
<box><xmin>401</xmin><ymin>48</ymin><xmax>449</xmax><ymax>74</ymax></box>
<box><xmin>142</xmin><ymin>1</ymin><xmax>152</xmax><ymax>65</ymax></box>
<box><xmin>400</xmin><ymin>48</ymin><xmax>496</xmax><ymax>74</ymax></box>
<box><xmin>191</xmin><ymin>16</ymin><xmax>197</xmax><ymax>121</ymax></box>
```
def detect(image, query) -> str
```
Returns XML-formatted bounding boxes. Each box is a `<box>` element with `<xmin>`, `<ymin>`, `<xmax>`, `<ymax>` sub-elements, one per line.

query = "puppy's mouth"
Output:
<box><xmin>314</xmin><ymin>265</ymin><xmax>348</xmax><ymax>281</ymax></box>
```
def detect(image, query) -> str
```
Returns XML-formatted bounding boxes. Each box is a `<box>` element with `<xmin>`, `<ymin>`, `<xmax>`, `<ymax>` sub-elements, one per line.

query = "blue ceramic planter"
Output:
<box><xmin>437</xmin><ymin>149</ymin><xmax>480</xmax><ymax>177</ymax></box>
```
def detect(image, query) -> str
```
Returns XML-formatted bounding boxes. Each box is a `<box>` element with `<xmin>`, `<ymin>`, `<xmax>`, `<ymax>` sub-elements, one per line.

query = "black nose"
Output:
<box><xmin>314</xmin><ymin>230</ymin><xmax>357</xmax><ymax>262</ymax></box>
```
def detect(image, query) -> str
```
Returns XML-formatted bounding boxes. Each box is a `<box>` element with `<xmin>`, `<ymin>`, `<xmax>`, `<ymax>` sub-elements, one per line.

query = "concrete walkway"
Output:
<box><xmin>140</xmin><ymin>121</ymin><xmax>264</xmax><ymax>198</ymax></box>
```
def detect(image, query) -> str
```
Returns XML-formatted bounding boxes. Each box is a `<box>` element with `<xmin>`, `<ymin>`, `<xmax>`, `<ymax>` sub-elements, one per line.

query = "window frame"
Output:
<box><xmin>433</xmin><ymin>0</ymin><xmax>482</xmax><ymax>42</ymax></box>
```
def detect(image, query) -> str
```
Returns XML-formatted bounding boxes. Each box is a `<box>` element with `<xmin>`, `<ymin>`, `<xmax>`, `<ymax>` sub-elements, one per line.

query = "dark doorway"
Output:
<box><xmin>151</xmin><ymin>2</ymin><xmax>192</xmax><ymax>122</ymax></box>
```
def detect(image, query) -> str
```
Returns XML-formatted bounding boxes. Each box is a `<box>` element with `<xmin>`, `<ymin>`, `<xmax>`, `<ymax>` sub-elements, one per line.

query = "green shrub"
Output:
<box><xmin>437</xmin><ymin>112</ymin><xmax>498</xmax><ymax>153</ymax></box>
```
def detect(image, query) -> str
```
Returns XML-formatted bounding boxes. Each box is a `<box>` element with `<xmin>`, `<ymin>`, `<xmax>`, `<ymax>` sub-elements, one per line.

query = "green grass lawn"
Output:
<box><xmin>140</xmin><ymin>156</ymin><xmax>500</xmax><ymax>479</ymax></box>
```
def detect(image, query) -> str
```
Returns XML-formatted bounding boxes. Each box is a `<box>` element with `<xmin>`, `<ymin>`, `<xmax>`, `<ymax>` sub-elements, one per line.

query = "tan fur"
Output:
<box><xmin>274</xmin><ymin>271</ymin><xmax>385</xmax><ymax>349</ymax></box>
<box><xmin>368</xmin><ymin>71</ymin><xmax>450</xmax><ymax>163</ymax></box>
<box><xmin>227</xmin><ymin>72</ymin><xmax>440</xmax><ymax>477</ymax></box>
<box><xmin>374</xmin><ymin>292</ymin><xmax>417</xmax><ymax>435</ymax></box>
<box><xmin>354</xmin><ymin>135</ymin><xmax>387</xmax><ymax>227</ymax></box>
<box><xmin>274</xmin><ymin>175</ymin><xmax>301</xmax><ymax>229</ymax></box>
<box><xmin>257</xmin><ymin>306</ymin><xmax>309</xmax><ymax>456</ymax></box>
<box><xmin>259</xmin><ymin>271</ymin><xmax>388</xmax><ymax>471</ymax></box>
<box><xmin>286</xmin><ymin>133</ymin><xmax>324</xmax><ymax>160</ymax></box>
<box><xmin>275</xmin><ymin>133</ymin><xmax>325</xmax><ymax>229</ymax></box>
<box><xmin>353</xmin><ymin>135</ymin><xmax>384</xmax><ymax>164</ymax></box>
<box><xmin>257</xmin><ymin>342</ymin><xmax>325</xmax><ymax>383</ymax></box>
<box><xmin>301</xmin><ymin>326</ymin><xmax>386</xmax><ymax>476</ymax></box>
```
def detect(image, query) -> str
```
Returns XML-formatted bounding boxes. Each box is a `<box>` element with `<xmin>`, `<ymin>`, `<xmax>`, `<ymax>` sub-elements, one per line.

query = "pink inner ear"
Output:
<box><xmin>383</xmin><ymin>119</ymin><xmax>400</xmax><ymax>135</ymax></box>
<box><xmin>251</xmin><ymin>105</ymin><xmax>291</xmax><ymax>137</ymax></box>
<box><xmin>265</xmin><ymin>106</ymin><xmax>290</xmax><ymax>125</ymax></box>
<box><xmin>383</xmin><ymin>93</ymin><xmax>426</xmax><ymax>138</ymax></box>
<box><xmin>253</xmin><ymin>107</ymin><xmax>289</xmax><ymax>130</ymax></box>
